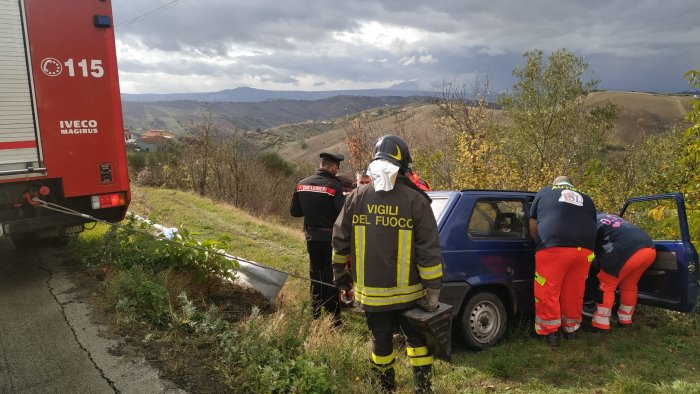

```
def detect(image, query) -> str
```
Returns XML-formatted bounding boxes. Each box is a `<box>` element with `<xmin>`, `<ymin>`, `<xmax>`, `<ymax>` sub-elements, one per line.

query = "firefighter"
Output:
<box><xmin>332</xmin><ymin>135</ymin><xmax>443</xmax><ymax>393</ymax></box>
<box><xmin>529</xmin><ymin>176</ymin><xmax>597</xmax><ymax>347</ymax></box>
<box><xmin>290</xmin><ymin>152</ymin><xmax>346</xmax><ymax>326</ymax></box>
<box><xmin>591</xmin><ymin>213</ymin><xmax>656</xmax><ymax>331</ymax></box>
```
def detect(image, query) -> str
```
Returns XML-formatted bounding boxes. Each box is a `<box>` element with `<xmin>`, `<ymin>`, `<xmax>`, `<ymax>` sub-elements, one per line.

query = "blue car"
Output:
<box><xmin>429</xmin><ymin>190</ymin><xmax>698</xmax><ymax>350</ymax></box>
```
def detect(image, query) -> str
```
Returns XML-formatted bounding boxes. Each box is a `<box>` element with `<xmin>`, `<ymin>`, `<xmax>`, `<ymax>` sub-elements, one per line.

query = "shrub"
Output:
<box><xmin>220</xmin><ymin>307</ymin><xmax>339</xmax><ymax>393</ymax></box>
<box><xmin>105</xmin><ymin>268</ymin><xmax>170</xmax><ymax>328</ymax></box>
<box><xmin>127</xmin><ymin>151</ymin><xmax>148</xmax><ymax>176</ymax></box>
<box><xmin>135</xmin><ymin>166</ymin><xmax>162</xmax><ymax>186</ymax></box>
<box><xmin>172</xmin><ymin>292</ymin><xmax>228</xmax><ymax>337</ymax></box>
<box><xmin>259</xmin><ymin>151</ymin><xmax>295</xmax><ymax>176</ymax></box>
<box><xmin>73</xmin><ymin>216</ymin><xmax>236</xmax><ymax>281</ymax></box>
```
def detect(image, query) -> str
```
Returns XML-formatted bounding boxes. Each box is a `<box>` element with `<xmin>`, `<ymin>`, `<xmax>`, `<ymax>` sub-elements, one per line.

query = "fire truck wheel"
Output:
<box><xmin>459</xmin><ymin>292</ymin><xmax>507</xmax><ymax>350</ymax></box>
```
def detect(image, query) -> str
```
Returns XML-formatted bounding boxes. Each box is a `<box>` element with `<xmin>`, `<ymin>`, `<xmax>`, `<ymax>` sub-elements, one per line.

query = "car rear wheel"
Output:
<box><xmin>460</xmin><ymin>292</ymin><xmax>507</xmax><ymax>350</ymax></box>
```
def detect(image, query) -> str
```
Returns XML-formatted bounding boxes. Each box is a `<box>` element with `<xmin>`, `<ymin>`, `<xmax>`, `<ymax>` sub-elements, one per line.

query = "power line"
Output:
<box><xmin>116</xmin><ymin>0</ymin><xmax>187</xmax><ymax>28</ymax></box>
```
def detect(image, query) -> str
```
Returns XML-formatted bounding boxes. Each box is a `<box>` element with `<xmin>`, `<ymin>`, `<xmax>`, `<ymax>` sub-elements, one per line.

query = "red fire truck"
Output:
<box><xmin>0</xmin><ymin>0</ymin><xmax>130</xmax><ymax>245</ymax></box>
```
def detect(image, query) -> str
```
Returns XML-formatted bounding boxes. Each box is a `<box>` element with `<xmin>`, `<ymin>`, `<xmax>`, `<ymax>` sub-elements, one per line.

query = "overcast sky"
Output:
<box><xmin>112</xmin><ymin>0</ymin><xmax>700</xmax><ymax>95</ymax></box>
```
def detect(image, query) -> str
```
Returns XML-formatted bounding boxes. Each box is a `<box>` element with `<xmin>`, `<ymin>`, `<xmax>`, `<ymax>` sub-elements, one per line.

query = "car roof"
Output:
<box><xmin>428</xmin><ymin>189</ymin><xmax>536</xmax><ymax>198</ymax></box>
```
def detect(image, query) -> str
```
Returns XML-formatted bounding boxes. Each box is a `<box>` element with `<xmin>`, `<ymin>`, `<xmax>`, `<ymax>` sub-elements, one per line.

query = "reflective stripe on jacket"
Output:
<box><xmin>332</xmin><ymin>175</ymin><xmax>442</xmax><ymax>312</ymax></box>
<box><xmin>290</xmin><ymin>169</ymin><xmax>345</xmax><ymax>242</ymax></box>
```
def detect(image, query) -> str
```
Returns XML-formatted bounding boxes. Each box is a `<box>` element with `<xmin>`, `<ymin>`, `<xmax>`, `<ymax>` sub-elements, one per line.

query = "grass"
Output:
<box><xmin>77</xmin><ymin>185</ymin><xmax>700</xmax><ymax>393</ymax></box>
<box><xmin>129</xmin><ymin>186</ymin><xmax>308</xmax><ymax>280</ymax></box>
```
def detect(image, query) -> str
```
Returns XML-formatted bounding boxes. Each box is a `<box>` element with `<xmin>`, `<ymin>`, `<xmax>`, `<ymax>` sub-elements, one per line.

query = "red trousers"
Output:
<box><xmin>592</xmin><ymin>247</ymin><xmax>656</xmax><ymax>330</ymax></box>
<box><xmin>535</xmin><ymin>247</ymin><xmax>594</xmax><ymax>335</ymax></box>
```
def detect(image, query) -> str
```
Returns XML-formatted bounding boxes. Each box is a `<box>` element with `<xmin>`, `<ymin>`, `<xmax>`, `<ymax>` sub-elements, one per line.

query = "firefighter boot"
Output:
<box><xmin>412</xmin><ymin>365</ymin><xmax>433</xmax><ymax>394</ymax></box>
<box><xmin>372</xmin><ymin>367</ymin><xmax>396</xmax><ymax>393</ymax></box>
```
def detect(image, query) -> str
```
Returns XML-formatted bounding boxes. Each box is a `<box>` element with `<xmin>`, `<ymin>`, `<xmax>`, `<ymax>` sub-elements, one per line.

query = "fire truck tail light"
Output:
<box><xmin>91</xmin><ymin>192</ymin><xmax>127</xmax><ymax>209</ymax></box>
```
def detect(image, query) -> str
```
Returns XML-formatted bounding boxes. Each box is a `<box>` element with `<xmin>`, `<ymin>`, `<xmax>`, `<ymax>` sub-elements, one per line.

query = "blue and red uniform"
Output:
<box><xmin>591</xmin><ymin>213</ymin><xmax>656</xmax><ymax>330</ymax></box>
<box><xmin>530</xmin><ymin>182</ymin><xmax>597</xmax><ymax>336</ymax></box>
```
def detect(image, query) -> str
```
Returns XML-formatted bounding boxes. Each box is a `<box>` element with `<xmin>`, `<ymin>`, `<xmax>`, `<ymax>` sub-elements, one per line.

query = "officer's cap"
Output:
<box><xmin>320</xmin><ymin>152</ymin><xmax>344</xmax><ymax>164</ymax></box>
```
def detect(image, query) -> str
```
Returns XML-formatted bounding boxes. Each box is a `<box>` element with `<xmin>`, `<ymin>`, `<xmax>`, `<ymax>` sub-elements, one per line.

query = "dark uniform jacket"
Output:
<box><xmin>530</xmin><ymin>184</ymin><xmax>597</xmax><ymax>251</ymax></box>
<box><xmin>290</xmin><ymin>169</ymin><xmax>345</xmax><ymax>242</ymax></box>
<box><xmin>331</xmin><ymin>175</ymin><xmax>443</xmax><ymax>312</ymax></box>
<box><xmin>595</xmin><ymin>213</ymin><xmax>654</xmax><ymax>277</ymax></box>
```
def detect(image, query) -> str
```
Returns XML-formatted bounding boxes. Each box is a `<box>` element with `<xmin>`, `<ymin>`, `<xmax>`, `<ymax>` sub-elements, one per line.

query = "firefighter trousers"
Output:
<box><xmin>365</xmin><ymin>309</ymin><xmax>433</xmax><ymax>390</ymax></box>
<box><xmin>307</xmin><ymin>241</ymin><xmax>341</xmax><ymax>325</ymax></box>
<box><xmin>534</xmin><ymin>246</ymin><xmax>594</xmax><ymax>335</ymax></box>
<box><xmin>592</xmin><ymin>247</ymin><xmax>656</xmax><ymax>330</ymax></box>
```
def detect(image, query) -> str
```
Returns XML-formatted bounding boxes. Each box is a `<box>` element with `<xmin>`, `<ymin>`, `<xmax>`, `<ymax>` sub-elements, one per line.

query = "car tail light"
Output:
<box><xmin>91</xmin><ymin>192</ymin><xmax>127</xmax><ymax>209</ymax></box>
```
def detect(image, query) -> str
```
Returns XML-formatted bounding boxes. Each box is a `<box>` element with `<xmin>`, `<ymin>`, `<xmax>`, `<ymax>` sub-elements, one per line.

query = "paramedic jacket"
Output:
<box><xmin>290</xmin><ymin>169</ymin><xmax>345</xmax><ymax>242</ymax></box>
<box><xmin>331</xmin><ymin>175</ymin><xmax>443</xmax><ymax>312</ymax></box>
<box><xmin>530</xmin><ymin>184</ymin><xmax>597</xmax><ymax>251</ymax></box>
<box><xmin>595</xmin><ymin>213</ymin><xmax>654</xmax><ymax>277</ymax></box>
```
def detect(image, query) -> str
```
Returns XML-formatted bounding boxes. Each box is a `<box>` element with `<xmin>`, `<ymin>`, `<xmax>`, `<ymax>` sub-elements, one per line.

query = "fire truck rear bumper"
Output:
<box><xmin>0</xmin><ymin>206</ymin><xmax>126</xmax><ymax>238</ymax></box>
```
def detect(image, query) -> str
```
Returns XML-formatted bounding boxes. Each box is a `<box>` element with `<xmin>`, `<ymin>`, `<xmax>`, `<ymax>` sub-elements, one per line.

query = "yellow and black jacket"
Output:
<box><xmin>332</xmin><ymin>175</ymin><xmax>443</xmax><ymax>312</ymax></box>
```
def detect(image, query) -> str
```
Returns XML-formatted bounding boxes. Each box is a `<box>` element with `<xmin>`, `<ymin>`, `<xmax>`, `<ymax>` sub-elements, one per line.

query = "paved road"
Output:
<box><xmin>0</xmin><ymin>238</ymin><xmax>184</xmax><ymax>394</ymax></box>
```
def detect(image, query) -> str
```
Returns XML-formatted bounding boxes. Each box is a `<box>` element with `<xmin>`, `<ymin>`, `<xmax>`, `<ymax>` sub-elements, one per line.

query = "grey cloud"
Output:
<box><xmin>118</xmin><ymin>57</ymin><xmax>227</xmax><ymax>77</ymax></box>
<box><xmin>113</xmin><ymin>0</ymin><xmax>700</xmax><ymax>93</ymax></box>
<box><xmin>114</xmin><ymin>0</ymin><xmax>367</xmax><ymax>52</ymax></box>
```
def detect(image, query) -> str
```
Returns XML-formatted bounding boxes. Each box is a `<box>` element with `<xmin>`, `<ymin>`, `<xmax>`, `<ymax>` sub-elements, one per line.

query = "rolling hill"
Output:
<box><xmin>121</xmin><ymin>95</ymin><xmax>430</xmax><ymax>134</ymax></box>
<box><xmin>585</xmin><ymin>91</ymin><xmax>692</xmax><ymax>142</ymax></box>
<box><xmin>121</xmin><ymin>86</ymin><xmax>429</xmax><ymax>103</ymax></box>
<box><xmin>123</xmin><ymin>90</ymin><xmax>692</xmax><ymax>175</ymax></box>
<box><xmin>277</xmin><ymin>91</ymin><xmax>693</xmax><ymax>171</ymax></box>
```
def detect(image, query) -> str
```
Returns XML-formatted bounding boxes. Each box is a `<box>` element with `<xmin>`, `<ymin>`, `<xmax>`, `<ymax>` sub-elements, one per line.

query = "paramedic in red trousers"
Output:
<box><xmin>591</xmin><ymin>213</ymin><xmax>656</xmax><ymax>331</ymax></box>
<box><xmin>290</xmin><ymin>152</ymin><xmax>345</xmax><ymax>327</ymax></box>
<box><xmin>529</xmin><ymin>176</ymin><xmax>597</xmax><ymax>347</ymax></box>
<box><xmin>332</xmin><ymin>135</ymin><xmax>442</xmax><ymax>393</ymax></box>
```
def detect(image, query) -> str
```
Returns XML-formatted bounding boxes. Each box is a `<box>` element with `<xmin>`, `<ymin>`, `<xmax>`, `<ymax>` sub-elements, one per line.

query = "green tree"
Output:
<box><xmin>681</xmin><ymin>70</ymin><xmax>700</xmax><ymax>203</ymax></box>
<box><xmin>585</xmin><ymin>128</ymin><xmax>685</xmax><ymax>212</ymax></box>
<box><xmin>680</xmin><ymin>69</ymin><xmax>700</xmax><ymax>241</ymax></box>
<box><xmin>498</xmin><ymin>49</ymin><xmax>618</xmax><ymax>189</ymax></box>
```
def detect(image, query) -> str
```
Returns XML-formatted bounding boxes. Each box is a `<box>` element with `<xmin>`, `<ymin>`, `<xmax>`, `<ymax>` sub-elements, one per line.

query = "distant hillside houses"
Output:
<box><xmin>125</xmin><ymin>129</ymin><xmax>176</xmax><ymax>152</ymax></box>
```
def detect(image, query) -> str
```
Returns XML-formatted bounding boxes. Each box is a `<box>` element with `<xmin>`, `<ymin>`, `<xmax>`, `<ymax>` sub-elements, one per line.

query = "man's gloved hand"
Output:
<box><xmin>417</xmin><ymin>287</ymin><xmax>440</xmax><ymax>312</ymax></box>
<box><xmin>333</xmin><ymin>268</ymin><xmax>353</xmax><ymax>292</ymax></box>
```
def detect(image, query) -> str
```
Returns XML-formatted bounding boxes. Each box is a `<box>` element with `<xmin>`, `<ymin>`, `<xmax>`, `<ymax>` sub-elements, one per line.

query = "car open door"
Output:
<box><xmin>620</xmin><ymin>193</ymin><xmax>699</xmax><ymax>313</ymax></box>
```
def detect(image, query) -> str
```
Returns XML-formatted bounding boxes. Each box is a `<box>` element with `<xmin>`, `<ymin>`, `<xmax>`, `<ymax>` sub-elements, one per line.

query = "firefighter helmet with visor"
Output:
<box><xmin>372</xmin><ymin>135</ymin><xmax>412</xmax><ymax>170</ymax></box>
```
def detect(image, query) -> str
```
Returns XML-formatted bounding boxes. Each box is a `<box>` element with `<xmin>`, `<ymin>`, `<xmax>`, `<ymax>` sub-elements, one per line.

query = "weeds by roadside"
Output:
<box><xmin>68</xmin><ymin>186</ymin><xmax>700</xmax><ymax>393</ymax></box>
<box><xmin>75</xmin><ymin>215</ymin><xmax>235</xmax><ymax>281</ymax></box>
<box><xmin>69</xmin><ymin>216</ymin><xmax>375</xmax><ymax>393</ymax></box>
<box><xmin>105</xmin><ymin>268</ymin><xmax>170</xmax><ymax>328</ymax></box>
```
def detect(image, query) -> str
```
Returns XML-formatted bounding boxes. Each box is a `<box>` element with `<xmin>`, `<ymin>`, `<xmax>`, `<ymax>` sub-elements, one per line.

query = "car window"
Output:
<box><xmin>622</xmin><ymin>198</ymin><xmax>681</xmax><ymax>241</ymax></box>
<box><xmin>430</xmin><ymin>196</ymin><xmax>450</xmax><ymax>222</ymax></box>
<box><xmin>468</xmin><ymin>200</ymin><xmax>527</xmax><ymax>239</ymax></box>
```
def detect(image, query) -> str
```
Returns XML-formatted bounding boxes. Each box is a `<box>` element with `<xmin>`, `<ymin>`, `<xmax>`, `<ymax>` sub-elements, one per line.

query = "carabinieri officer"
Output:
<box><xmin>290</xmin><ymin>152</ymin><xmax>346</xmax><ymax>327</ymax></box>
